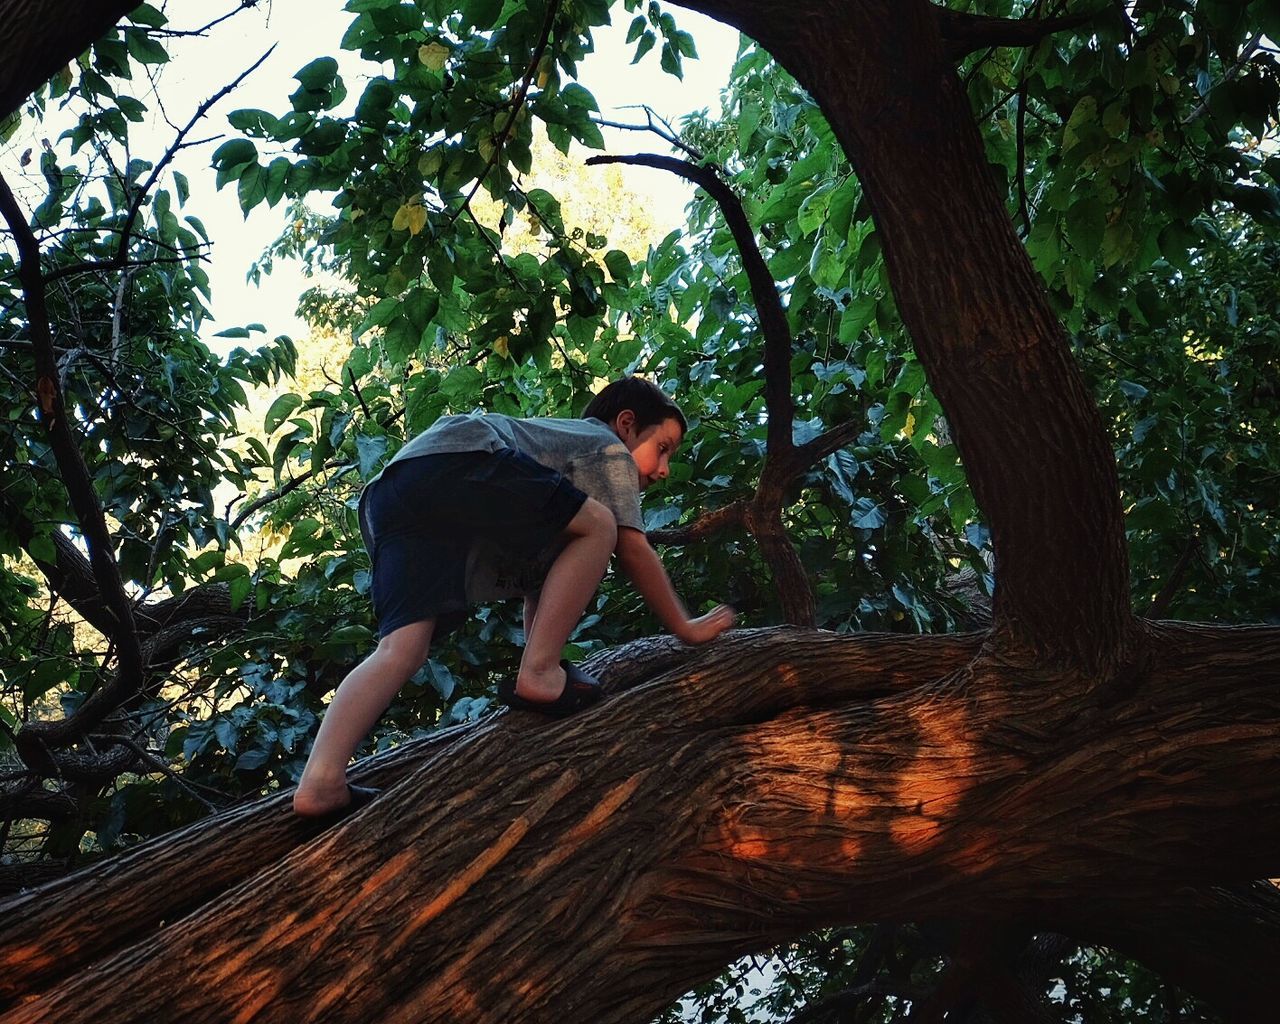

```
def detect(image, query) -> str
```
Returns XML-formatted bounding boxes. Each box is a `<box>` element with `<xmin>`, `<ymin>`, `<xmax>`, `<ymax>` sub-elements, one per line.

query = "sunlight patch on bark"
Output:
<box><xmin>889</xmin><ymin>703</ymin><xmax>978</xmax><ymax>854</ymax></box>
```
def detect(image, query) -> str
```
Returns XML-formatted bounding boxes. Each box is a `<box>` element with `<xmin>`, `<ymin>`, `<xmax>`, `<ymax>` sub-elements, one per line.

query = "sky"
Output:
<box><xmin>1</xmin><ymin>1</ymin><xmax>739</xmax><ymax>351</ymax></box>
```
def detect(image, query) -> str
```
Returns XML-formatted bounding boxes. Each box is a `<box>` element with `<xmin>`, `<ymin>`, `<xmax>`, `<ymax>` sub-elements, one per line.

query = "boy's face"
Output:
<box><xmin>615</xmin><ymin>412</ymin><xmax>684</xmax><ymax>490</ymax></box>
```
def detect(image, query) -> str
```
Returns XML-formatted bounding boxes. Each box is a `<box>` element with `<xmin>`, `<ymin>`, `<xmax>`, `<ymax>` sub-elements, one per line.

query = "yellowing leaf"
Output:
<box><xmin>493</xmin><ymin>335</ymin><xmax>510</xmax><ymax>359</ymax></box>
<box><xmin>903</xmin><ymin>411</ymin><xmax>916</xmax><ymax>438</ymax></box>
<box><xmin>418</xmin><ymin>42</ymin><xmax>450</xmax><ymax>72</ymax></box>
<box><xmin>392</xmin><ymin>201</ymin><xmax>427</xmax><ymax>235</ymax></box>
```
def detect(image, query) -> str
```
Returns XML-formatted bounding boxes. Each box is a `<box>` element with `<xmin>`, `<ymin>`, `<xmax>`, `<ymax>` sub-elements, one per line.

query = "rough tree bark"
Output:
<box><xmin>0</xmin><ymin>1</ymin><xmax>142</xmax><ymax>121</ymax></box>
<box><xmin>3</xmin><ymin>1</ymin><xmax>1279</xmax><ymax>1023</ymax></box>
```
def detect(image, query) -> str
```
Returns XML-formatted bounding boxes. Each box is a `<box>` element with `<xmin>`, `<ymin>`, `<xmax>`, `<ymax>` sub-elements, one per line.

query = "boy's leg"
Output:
<box><xmin>516</xmin><ymin>497</ymin><xmax>616</xmax><ymax>702</ymax></box>
<box><xmin>293</xmin><ymin>618</ymin><xmax>434</xmax><ymax>816</ymax></box>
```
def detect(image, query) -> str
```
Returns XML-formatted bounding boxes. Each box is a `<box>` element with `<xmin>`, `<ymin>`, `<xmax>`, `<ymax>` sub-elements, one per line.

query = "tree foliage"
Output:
<box><xmin>2</xmin><ymin>0</ymin><xmax>1279</xmax><ymax>1019</ymax></box>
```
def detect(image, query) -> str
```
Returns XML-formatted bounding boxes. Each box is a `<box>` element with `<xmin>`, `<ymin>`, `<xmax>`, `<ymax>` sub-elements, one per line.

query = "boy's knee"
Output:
<box><xmin>568</xmin><ymin>497</ymin><xmax>617</xmax><ymax>546</ymax></box>
<box><xmin>373</xmin><ymin>621</ymin><xmax>432</xmax><ymax>676</ymax></box>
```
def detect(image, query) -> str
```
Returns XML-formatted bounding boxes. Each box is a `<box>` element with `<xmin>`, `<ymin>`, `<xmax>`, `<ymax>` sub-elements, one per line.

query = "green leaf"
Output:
<box><xmin>264</xmin><ymin>393</ymin><xmax>304</xmax><ymax>433</ymax></box>
<box><xmin>211</xmin><ymin>139</ymin><xmax>257</xmax><ymax>189</ymax></box>
<box><xmin>127</xmin><ymin>3</ymin><xmax>167</xmax><ymax>28</ymax></box>
<box><xmin>228</xmin><ymin>574</ymin><xmax>252</xmax><ymax>612</ymax></box>
<box><xmin>659</xmin><ymin>42</ymin><xmax>683</xmax><ymax>79</ymax></box>
<box><xmin>124</xmin><ymin>29</ymin><xmax>168</xmax><ymax>65</ymax></box>
<box><xmin>295</xmin><ymin>118</ymin><xmax>346</xmax><ymax>156</ymax></box>
<box><xmin>604</xmin><ymin>249</ymin><xmax>632</xmax><ymax>285</ymax></box>
<box><xmin>264</xmin><ymin>157</ymin><xmax>291</xmax><ymax>207</ymax></box>
<box><xmin>237</xmin><ymin>164</ymin><xmax>268</xmax><ymax>213</ymax></box>
<box><xmin>354</xmin><ymin>297</ymin><xmax>400</xmax><ymax>340</ymax></box>
<box><xmin>233</xmin><ymin>747</ymin><xmax>270</xmax><ymax>772</ymax></box>
<box><xmin>382</xmin><ymin>316</ymin><xmax>419</xmax><ymax>363</ymax></box>
<box><xmin>293</xmin><ymin>56</ymin><xmax>339</xmax><ymax>92</ymax></box>
<box><xmin>356</xmin><ymin>433</ymin><xmax>389</xmax><ymax>479</ymax></box>
<box><xmin>461</xmin><ymin>0</ymin><xmax>503</xmax><ymax>29</ymax></box>
<box><xmin>1066</xmin><ymin>196</ymin><xmax>1108</xmax><ymax>256</ymax></box>
<box><xmin>441</xmin><ymin>365</ymin><xmax>483</xmax><ymax>405</ymax></box>
<box><xmin>632</xmin><ymin>30</ymin><xmax>656</xmax><ymax>64</ymax></box>
<box><xmin>227</xmin><ymin>108</ymin><xmax>280</xmax><ymax>137</ymax></box>
<box><xmin>330</xmin><ymin>624</ymin><xmax>374</xmax><ymax>645</ymax></box>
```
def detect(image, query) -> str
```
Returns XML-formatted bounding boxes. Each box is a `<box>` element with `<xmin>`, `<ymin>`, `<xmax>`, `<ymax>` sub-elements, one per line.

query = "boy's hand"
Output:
<box><xmin>676</xmin><ymin>604</ymin><xmax>736</xmax><ymax>644</ymax></box>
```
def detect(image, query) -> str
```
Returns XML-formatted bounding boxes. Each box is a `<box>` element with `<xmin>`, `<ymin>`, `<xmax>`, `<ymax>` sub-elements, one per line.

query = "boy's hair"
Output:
<box><xmin>582</xmin><ymin>377</ymin><xmax>687</xmax><ymax>434</ymax></box>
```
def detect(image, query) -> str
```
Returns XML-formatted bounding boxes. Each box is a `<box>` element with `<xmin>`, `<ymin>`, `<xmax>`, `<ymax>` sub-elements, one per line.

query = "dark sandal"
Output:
<box><xmin>300</xmin><ymin>783</ymin><xmax>381</xmax><ymax>826</ymax></box>
<box><xmin>497</xmin><ymin>659</ymin><xmax>603</xmax><ymax>718</ymax></box>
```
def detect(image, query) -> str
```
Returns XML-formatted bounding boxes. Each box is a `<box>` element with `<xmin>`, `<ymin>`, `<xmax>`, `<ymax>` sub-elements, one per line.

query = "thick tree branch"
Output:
<box><xmin>0</xmin><ymin>628</ymin><xmax>983</xmax><ymax>1009</ymax></box>
<box><xmin>7</xmin><ymin>622</ymin><xmax>1280</xmax><ymax>1022</ymax></box>
<box><xmin>935</xmin><ymin>9</ymin><xmax>1093</xmax><ymax>62</ymax></box>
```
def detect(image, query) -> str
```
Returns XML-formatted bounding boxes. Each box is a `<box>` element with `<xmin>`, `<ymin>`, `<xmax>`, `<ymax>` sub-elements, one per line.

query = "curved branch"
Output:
<box><xmin>0</xmin><ymin>172</ymin><xmax>144</xmax><ymax>759</ymax></box>
<box><xmin>586</xmin><ymin>152</ymin><xmax>795</xmax><ymax>450</ymax></box>
<box><xmin>588</xmin><ymin>152</ymin><xmax>827</xmax><ymax>622</ymax></box>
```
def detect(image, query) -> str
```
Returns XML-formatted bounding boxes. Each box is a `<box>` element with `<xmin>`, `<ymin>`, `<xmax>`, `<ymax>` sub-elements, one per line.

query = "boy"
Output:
<box><xmin>293</xmin><ymin>377</ymin><xmax>735</xmax><ymax>817</ymax></box>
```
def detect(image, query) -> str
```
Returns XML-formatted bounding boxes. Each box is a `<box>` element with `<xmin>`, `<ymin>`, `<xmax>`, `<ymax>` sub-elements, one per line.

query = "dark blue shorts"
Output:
<box><xmin>358</xmin><ymin>449</ymin><xmax>587</xmax><ymax>637</ymax></box>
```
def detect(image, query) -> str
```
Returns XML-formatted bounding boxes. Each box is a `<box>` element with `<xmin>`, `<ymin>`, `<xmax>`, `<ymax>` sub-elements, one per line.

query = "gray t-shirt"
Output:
<box><xmin>377</xmin><ymin>412</ymin><xmax>643</xmax><ymax>600</ymax></box>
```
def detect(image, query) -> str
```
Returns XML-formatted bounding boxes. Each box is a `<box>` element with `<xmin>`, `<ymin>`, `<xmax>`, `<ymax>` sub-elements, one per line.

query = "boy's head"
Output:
<box><xmin>583</xmin><ymin>377</ymin><xmax>686</xmax><ymax>490</ymax></box>
<box><xmin>582</xmin><ymin>377</ymin><xmax>686</xmax><ymax>434</ymax></box>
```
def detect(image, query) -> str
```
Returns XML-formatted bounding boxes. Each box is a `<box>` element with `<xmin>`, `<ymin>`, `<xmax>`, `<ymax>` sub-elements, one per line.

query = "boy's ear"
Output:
<box><xmin>613</xmin><ymin>408</ymin><xmax>637</xmax><ymax>438</ymax></box>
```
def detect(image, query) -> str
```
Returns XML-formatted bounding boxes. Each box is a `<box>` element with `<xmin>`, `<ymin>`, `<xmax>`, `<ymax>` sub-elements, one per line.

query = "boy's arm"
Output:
<box><xmin>614</xmin><ymin>526</ymin><xmax>735</xmax><ymax>644</ymax></box>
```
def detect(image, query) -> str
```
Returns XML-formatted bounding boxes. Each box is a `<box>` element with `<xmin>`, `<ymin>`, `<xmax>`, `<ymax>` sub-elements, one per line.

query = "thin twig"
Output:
<box><xmin>40</xmin><ymin>46</ymin><xmax>275</xmax><ymax>288</ymax></box>
<box><xmin>147</xmin><ymin>0</ymin><xmax>263</xmax><ymax>39</ymax></box>
<box><xmin>592</xmin><ymin>107</ymin><xmax>705</xmax><ymax>161</ymax></box>
<box><xmin>446</xmin><ymin>0</ymin><xmax>560</xmax><ymax>227</ymax></box>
